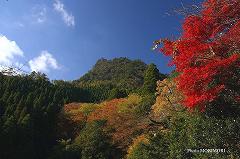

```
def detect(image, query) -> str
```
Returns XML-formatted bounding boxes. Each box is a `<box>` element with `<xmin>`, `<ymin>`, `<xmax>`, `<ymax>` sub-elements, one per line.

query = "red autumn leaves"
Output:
<box><xmin>160</xmin><ymin>0</ymin><xmax>240</xmax><ymax>110</ymax></box>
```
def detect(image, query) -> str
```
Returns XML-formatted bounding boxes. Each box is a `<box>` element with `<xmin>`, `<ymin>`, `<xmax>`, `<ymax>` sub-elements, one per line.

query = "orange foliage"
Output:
<box><xmin>88</xmin><ymin>98</ymin><xmax>148</xmax><ymax>150</ymax></box>
<box><xmin>64</xmin><ymin>103</ymin><xmax>86</xmax><ymax>122</ymax></box>
<box><xmin>63</xmin><ymin>97</ymin><xmax>149</xmax><ymax>150</ymax></box>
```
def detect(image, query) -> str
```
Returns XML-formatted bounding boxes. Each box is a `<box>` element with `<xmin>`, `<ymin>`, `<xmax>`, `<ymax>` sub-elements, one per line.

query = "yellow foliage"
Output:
<box><xmin>65</xmin><ymin>96</ymin><xmax>147</xmax><ymax>150</ymax></box>
<box><xmin>117</xmin><ymin>94</ymin><xmax>142</xmax><ymax>113</ymax></box>
<box><xmin>151</xmin><ymin>78</ymin><xmax>184</xmax><ymax>120</ymax></box>
<box><xmin>69</xmin><ymin>103</ymin><xmax>99</xmax><ymax>115</ymax></box>
<box><xmin>126</xmin><ymin>134</ymin><xmax>149</xmax><ymax>158</ymax></box>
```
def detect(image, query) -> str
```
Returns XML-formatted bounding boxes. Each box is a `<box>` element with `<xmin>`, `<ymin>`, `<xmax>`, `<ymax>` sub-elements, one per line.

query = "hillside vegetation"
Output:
<box><xmin>54</xmin><ymin>58</ymin><xmax>166</xmax><ymax>103</ymax></box>
<box><xmin>75</xmin><ymin>58</ymin><xmax>147</xmax><ymax>90</ymax></box>
<box><xmin>0</xmin><ymin>0</ymin><xmax>239</xmax><ymax>159</ymax></box>
<box><xmin>74</xmin><ymin>58</ymin><xmax>166</xmax><ymax>92</ymax></box>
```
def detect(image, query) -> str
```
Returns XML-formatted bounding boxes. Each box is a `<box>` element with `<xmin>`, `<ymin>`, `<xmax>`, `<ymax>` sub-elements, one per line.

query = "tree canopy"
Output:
<box><xmin>159</xmin><ymin>0</ymin><xmax>240</xmax><ymax>112</ymax></box>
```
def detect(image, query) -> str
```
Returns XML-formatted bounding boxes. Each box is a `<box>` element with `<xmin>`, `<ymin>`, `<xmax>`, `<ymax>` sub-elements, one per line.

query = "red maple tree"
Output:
<box><xmin>159</xmin><ymin>0</ymin><xmax>240</xmax><ymax>110</ymax></box>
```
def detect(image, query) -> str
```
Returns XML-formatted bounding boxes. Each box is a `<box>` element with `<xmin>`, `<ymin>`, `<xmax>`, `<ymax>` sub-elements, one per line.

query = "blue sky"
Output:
<box><xmin>0</xmin><ymin>0</ymin><xmax>203</xmax><ymax>80</ymax></box>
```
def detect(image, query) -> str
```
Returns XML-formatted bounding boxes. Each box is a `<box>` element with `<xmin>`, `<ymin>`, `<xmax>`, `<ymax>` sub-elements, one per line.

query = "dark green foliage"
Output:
<box><xmin>130</xmin><ymin>110</ymin><xmax>240</xmax><ymax>159</ymax></box>
<box><xmin>53</xmin><ymin>58</ymin><xmax>166</xmax><ymax>103</ymax></box>
<box><xmin>142</xmin><ymin>63</ymin><xmax>164</xmax><ymax>95</ymax></box>
<box><xmin>127</xmin><ymin>142</ymin><xmax>150</xmax><ymax>159</ymax></box>
<box><xmin>50</xmin><ymin>120</ymin><xmax>118</xmax><ymax>159</ymax></box>
<box><xmin>127</xmin><ymin>133</ymin><xmax>169</xmax><ymax>159</ymax></box>
<box><xmin>79</xmin><ymin>81</ymin><xmax>116</xmax><ymax>103</ymax></box>
<box><xmin>166</xmin><ymin>112</ymin><xmax>240</xmax><ymax>159</ymax></box>
<box><xmin>72</xmin><ymin>120</ymin><xmax>114</xmax><ymax>159</ymax></box>
<box><xmin>71</xmin><ymin>57</ymin><xmax>149</xmax><ymax>102</ymax></box>
<box><xmin>75</xmin><ymin>58</ymin><xmax>147</xmax><ymax>91</ymax></box>
<box><xmin>135</xmin><ymin>64</ymin><xmax>166</xmax><ymax>116</ymax></box>
<box><xmin>52</xmin><ymin>80</ymin><xmax>87</xmax><ymax>103</ymax></box>
<box><xmin>53</xmin><ymin>79</ymin><xmax>126</xmax><ymax>103</ymax></box>
<box><xmin>135</xmin><ymin>64</ymin><xmax>166</xmax><ymax>115</ymax></box>
<box><xmin>0</xmin><ymin>72</ymin><xmax>64</xmax><ymax>159</ymax></box>
<box><xmin>136</xmin><ymin>94</ymin><xmax>156</xmax><ymax>116</ymax></box>
<box><xmin>48</xmin><ymin>139</ymin><xmax>81</xmax><ymax>159</ymax></box>
<box><xmin>108</xmin><ymin>88</ymin><xmax>127</xmax><ymax>100</ymax></box>
<box><xmin>147</xmin><ymin>133</ymin><xmax>170</xmax><ymax>159</ymax></box>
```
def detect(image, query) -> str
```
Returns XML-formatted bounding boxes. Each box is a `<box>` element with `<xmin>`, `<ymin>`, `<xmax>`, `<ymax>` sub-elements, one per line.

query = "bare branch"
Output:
<box><xmin>0</xmin><ymin>63</ymin><xmax>30</xmax><ymax>76</ymax></box>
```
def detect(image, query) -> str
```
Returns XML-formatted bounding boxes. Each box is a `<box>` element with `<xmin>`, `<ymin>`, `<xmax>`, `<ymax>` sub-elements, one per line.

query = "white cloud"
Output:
<box><xmin>31</xmin><ymin>5</ymin><xmax>47</xmax><ymax>24</ymax></box>
<box><xmin>0</xmin><ymin>35</ymin><xmax>28</xmax><ymax>75</ymax></box>
<box><xmin>28</xmin><ymin>51</ymin><xmax>60</xmax><ymax>73</ymax></box>
<box><xmin>15</xmin><ymin>22</ymin><xmax>25</xmax><ymax>28</ymax></box>
<box><xmin>53</xmin><ymin>0</ymin><xmax>75</xmax><ymax>27</ymax></box>
<box><xmin>0</xmin><ymin>35</ymin><xmax>24</xmax><ymax>65</ymax></box>
<box><xmin>0</xmin><ymin>35</ymin><xmax>61</xmax><ymax>75</ymax></box>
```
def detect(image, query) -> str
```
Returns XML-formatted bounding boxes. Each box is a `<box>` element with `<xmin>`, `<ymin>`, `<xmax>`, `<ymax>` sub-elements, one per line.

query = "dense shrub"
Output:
<box><xmin>50</xmin><ymin>120</ymin><xmax>117</xmax><ymax>159</ymax></box>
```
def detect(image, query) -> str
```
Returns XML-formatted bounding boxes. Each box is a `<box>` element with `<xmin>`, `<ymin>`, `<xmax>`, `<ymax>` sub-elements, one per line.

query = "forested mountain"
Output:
<box><xmin>1</xmin><ymin>0</ymin><xmax>239</xmax><ymax>158</ymax></box>
<box><xmin>53</xmin><ymin>57</ymin><xmax>166</xmax><ymax>103</ymax></box>
<box><xmin>0</xmin><ymin>59</ymin><xmax>163</xmax><ymax>159</ymax></box>
<box><xmin>74</xmin><ymin>57</ymin><xmax>166</xmax><ymax>91</ymax></box>
<box><xmin>0</xmin><ymin>72</ymin><xmax>64</xmax><ymax>159</ymax></box>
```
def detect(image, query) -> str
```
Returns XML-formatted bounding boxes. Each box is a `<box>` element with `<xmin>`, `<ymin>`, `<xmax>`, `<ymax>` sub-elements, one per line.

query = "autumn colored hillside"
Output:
<box><xmin>64</xmin><ymin>97</ymin><xmax>149</xmax><ymax>150</ymax></box>
<box><xmin>0</xmin><ymin>0</ymin><xmax>239</xmax><ymax>159</ymax></box>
